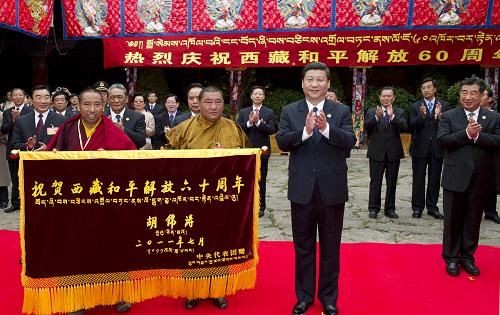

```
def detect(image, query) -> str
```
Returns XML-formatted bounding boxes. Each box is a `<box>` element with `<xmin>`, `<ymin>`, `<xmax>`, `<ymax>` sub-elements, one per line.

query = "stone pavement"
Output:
<box><xmin>1</xmin><ymin>150</ymin><xmax>499</xmax><ymax>247</ymax></box>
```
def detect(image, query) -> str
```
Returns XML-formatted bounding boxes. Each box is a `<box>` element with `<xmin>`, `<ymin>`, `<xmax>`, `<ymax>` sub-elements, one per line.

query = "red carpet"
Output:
<box><xmin>1</xmin><ymin>230</ymin><xmax>499</xmax><ymax>314</ymax></box>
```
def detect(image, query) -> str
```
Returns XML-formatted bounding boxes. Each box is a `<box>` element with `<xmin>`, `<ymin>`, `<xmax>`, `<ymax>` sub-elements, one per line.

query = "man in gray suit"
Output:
<box><xmin>276</xmin><ymin>62</ymin><xmax>356</xmax><ymax>315</ymax></box>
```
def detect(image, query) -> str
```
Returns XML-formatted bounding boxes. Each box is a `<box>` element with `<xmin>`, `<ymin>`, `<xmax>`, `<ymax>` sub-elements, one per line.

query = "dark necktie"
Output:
<box><xmin>312</xmin><ymin>107</ymin><xmax>321</xmax><ymax>143</ymax></box>
<box><xmin>116</xmin><ymin>114</ymin><xmax>121</xmax><ymax>123</ymax></box>
<box><xmin>169</xmin><ymin>114</ymin><xmax>174</xmax><ymax>127</ymax></box>
<box><xmin>150</xmin><ymin>105</ymin><xmax>154</xmax><ymax>112</ymax></box>
<box><xmin>468</xmin><ymin>112</ymin><xmax>475</xmax><ymax>121</ymax></box>
<box><xmin>35</xmin><ymin>113</ymin><xmax>44</xmax><ymax>137</ymax></box>
<box><xmin>427</xmin><ymin>102</ymin><xmax>433</xmax><ymax>115</ymax></box>
<box><xmin>383</xmin><ymin>110</ymin><xmax>389</xmax><ymax>125</ymax></box>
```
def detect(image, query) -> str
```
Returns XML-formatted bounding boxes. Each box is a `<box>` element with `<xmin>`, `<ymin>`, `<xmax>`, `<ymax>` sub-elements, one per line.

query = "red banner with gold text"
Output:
<box><xmin>103</xmin><ymin>29</ymin><xmax>500</xmax><ymax>68</ymax></box>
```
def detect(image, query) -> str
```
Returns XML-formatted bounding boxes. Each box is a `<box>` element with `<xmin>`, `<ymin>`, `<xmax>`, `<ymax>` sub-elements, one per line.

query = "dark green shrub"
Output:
<box><xmin>263</xmin><ymin>88</ymin><xmax>304</xmax><ymax>122</ymax></box>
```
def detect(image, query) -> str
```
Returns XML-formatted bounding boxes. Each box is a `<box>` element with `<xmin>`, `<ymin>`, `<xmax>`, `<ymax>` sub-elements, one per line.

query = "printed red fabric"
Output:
<box><xmin>0</xmin><ymin>0</ymin><xmax>16</xmax><ymax>27</ymax></box>
<box><xmin>413</xmin><ymin>0</ymin><xmax>488</xmax><ymax>26</ymax></box>
<box><xmin>191</xmin><ymin>0</ymin><xmax>258</xmax><ymax>31</ymax></box>
<box><xmin>18</xmin><ymin>0</ymin><xmax>53</xmax><ymax>36</ymax></box>
<box><xmin>262</xmin><ymin>0</ymin><xmax>331</xmax><ymax>29</ymax></box>
<box><xmin>63</xmin><ymin>0</ymin><xmax>121</xmax><ymax>37</ymax></box>
<box><xmin>491</xmin><ymin>0</ymin><xmax>500</xmax><ymax>25</ymax></box>
<box><xmin>124</xmin><ymin>0</ymin><xmax>187</xmax><ymax>34</ymax></box>
<box><xmin>336</xmin><ymin>0</ymin><xmax>409</xmax><ymax>28</ymax></box>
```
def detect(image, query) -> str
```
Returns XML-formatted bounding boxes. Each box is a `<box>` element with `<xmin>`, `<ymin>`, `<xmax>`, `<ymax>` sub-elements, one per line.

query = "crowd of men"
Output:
<box><xmin>0</xmin><ymin>63</ymin><xmax>499</xmax><ymax>315</ymax></box>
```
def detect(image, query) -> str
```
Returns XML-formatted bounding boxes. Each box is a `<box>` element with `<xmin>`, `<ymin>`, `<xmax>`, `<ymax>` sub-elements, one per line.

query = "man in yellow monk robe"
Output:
<box><xmin>166</xmin><ymin>85</ymin><xmax>250</xmax><ymax>150</ymax></box>
<box><xmin>165</xmin><ymin>86</ymin><xmax>250</xmax><ymax>310</ymax></box>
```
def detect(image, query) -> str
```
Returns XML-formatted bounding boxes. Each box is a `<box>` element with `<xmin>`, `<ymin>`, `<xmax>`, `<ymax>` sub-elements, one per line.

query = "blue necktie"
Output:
<box><xmin>383</xmin><ymin>111</ymin><xmax>389</xmax><ymax>125</ymax></box>
<box><xmin>312</xmin><ymin>107</ymin><xmax>321</xmax><ymax>143</ymax></box>
<box><xmin>427</xmin><ymin>102</ymin><xmax>433</xmax><ymax>115</ymax></box>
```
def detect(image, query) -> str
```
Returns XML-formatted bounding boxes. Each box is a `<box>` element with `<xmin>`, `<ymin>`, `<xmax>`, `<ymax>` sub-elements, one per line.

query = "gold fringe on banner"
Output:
<box><xmin>23</xmin><ymin>267</ymin><xmax>256</xmax><ymax>314</ymax></box>
<box><xmin>19</xmin><ymin>149</ymin><xmax>261</xmax><ymax>315</ymax></box>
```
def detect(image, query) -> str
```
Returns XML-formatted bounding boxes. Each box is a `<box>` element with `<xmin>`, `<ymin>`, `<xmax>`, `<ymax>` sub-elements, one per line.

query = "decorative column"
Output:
<box><xmin>229</xmin><ymin>69</ymin><xmax>243</xmax><ymax>119</ymax></box>
<box><xmin>125</xmin><ymin>67</ymin><xmax>138</xmax><ymax>108</ymax></box>
<box><xmin>484</xmin><ymin>67</ymin><xmax>499</xmax><ymax>110</ymax></box>
<box><xmin>351</xmin><ymin>67</ymin><xmax>367</xmax><ymax>147</ymax></box>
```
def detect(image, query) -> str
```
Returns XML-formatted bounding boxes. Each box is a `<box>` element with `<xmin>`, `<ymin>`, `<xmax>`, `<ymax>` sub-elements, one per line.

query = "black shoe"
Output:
<box><xmin>4</xmin><ymin>206</ymin><xmax>19</xmax><ymax>213</ymax></box>
<box><xmin>0</xmin><ymin>201</ymin><xmax>8</xmax><ymax>209</ymax></box>
<box><xmin>485</xmin><ymin>214</ymin><xmax>500</xmax><ymax>224</ymax></box>
<box><xmin>212</xmin><ymin>297</ymin><xmax>227</xmax><ymax>309</ymax></box>
<box><xmin>292</xmin><ymin>301</ymin><xmax>312</xmax><ymax>315</ymax></box>
<box><xmin>462</xmin><ymin>262</ymin><xmax>480</xmax><ymax>276</ymax></box>
<box><xmin>323</xmin><ymin>304</ymin><xmax>338</xmax><ymax>315</ymax></box>
<box><xmin>412</xmin><ymin>210</ymin><xmax>422</xmax><ymax>218</ymax></box>
<box><xmin>258</xmin><ymin>209</ymin><xmax>265</xmax><ymax>218</ymax></box>
<box><xmin>427</xmin><ymin>211</ymin><xmax>444</xmax><ymax>219</ymax></box>
<box><xmin>368</xmin><ymin>211</ymin><xmax>377</xmax><ymax>219</ymax></box>
<box><xmin>446</xmin><ymin>262</ymin><xmax>459</xmax><ymax>276</ymax></box>
<box><xmin>115</xmin><ymin>301</ymin><xmax>132</xmax><ymax>313</ymax></box>
<box><xmin>384</xmin><ymin>211</ymin><xmax>399</xmax><ymax>219</ymax></box>
<box><xmin>185</xmin><ymin>299</ymin><xmax>200</xmax><ymax>310</ymax></box>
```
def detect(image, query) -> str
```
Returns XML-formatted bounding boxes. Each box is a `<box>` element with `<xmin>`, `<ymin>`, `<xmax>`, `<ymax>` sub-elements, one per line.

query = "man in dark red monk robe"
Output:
<box><xmin>46</xmin><ymin>88</ymin><xmax>135</xmax><ymax>315</ymax></box>
<box><xmin>47</xmin><ymin>88</ymin><xmax>136</xmax><ymax>151</ymax></box>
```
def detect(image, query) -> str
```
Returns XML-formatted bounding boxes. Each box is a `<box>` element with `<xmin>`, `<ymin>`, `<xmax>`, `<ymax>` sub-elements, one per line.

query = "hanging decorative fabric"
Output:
<box><xmin>352</xmin><ymin>68</ymin><xmax>367</xmax><ymax>147</ymax></box>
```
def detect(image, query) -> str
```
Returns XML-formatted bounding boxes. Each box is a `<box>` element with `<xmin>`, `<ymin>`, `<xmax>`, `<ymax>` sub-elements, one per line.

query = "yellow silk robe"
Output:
<box><xmin>165</xmin><ymin>114</ymin><xmax>250</xmax><ymax>149</ymax></box>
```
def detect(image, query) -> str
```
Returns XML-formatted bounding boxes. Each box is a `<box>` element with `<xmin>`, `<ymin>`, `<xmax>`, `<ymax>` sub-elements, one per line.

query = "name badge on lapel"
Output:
<box><xmin>47</xmin><ymin>127</ymin><xmax>58</xmax><ymax>135</ymax></box>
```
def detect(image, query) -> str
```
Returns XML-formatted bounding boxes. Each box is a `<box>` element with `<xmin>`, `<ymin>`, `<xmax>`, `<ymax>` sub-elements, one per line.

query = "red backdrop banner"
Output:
<box><xmin>124</xmin><ymin>0</ymin><xmax>188</xmax><ymax>34</ymax></box>
<box><xmin>63</xmin><ymin>0</ymin><xmax>121</xmax><ymax>37</ymax></box>
<box><xmin>412</xmin><ymin>0</ymin><xmax>489</xmax><ymax>26</ymax></box>
<box><xmin>103</xmin><ymin>29</ymin><xmax>500</xmax><ymax>68</ymax></box>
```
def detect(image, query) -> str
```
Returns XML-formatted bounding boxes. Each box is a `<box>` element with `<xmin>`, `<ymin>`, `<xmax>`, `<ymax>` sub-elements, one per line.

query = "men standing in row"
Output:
<box><xmin>365</xmin><ymin>87</ymin><xmax>407</xmax><ymax>219</ymax></box>
<box><xmin>174</xmin><ymin>83</ymin><xmax>203</xmax><ymax>126</ymax></box>
<box><xmin>146</xmin><ymin>91</ymin><xmax>167</xmax><ymax>149</ymax></box>
<box><xmin>237</xmin><ymin>86</ymin><xmax>276</xmax><ymax>217</ymax></box>
<box><xmin>1</xmin><ymin>88</ymin><xmax>33</xmax><ymax>213</ymax></box>
<box><xmin>437</xmin><ymin>76</ymin><xmax>500</xmax><ymax>277</ymax></box>
<box><xmin>276</xmin><ymin>62</ymin><xmax>356</xmax><ymax>315</ymax></box>
<box><xmin>166</xmin><ymin>86</ymin><xmax>249</xmax><ymax>310</ymax></box>
<box><xmin>105</xmin><ymin>84</ymin><xmax>146</xmax><ymax>149</ymax></box>
<box><xmin>409</xmin><ymin>78</ymin><xmax>448</xmax><ymax>219</ymax></box>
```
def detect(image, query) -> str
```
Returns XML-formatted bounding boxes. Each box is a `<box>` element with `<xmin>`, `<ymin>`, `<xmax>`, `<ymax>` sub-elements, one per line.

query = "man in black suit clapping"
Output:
<box><xmin>277</xmin><ymin>62</ymin><xmax>356</xmax><ymax>315</ymax></box>
<box><xmin>237</xmin><ymin>86</ymin><xmax>276</xmax><ymax>217</ymax></box>
<box><xmin>364</xmin><ymin>87</ymin><xmax>407</xmax><ymax>219</ymax></box>
<box><xmin>409</xmin><ymin>78</ymin><xmax>448</xmax><ymax>219</ymax></box>
<box><xmin>437</xmin><ymin>76</ymin><xmax>500</xmax><ymax>277</ymax></box>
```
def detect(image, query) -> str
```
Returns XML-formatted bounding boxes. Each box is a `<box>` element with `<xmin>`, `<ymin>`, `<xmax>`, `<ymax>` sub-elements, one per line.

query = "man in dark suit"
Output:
<box><xmin>480</xmin><ymin>87</ymin><xmax>500</xmax><ymax>224</ymax></box>
<box><xmin>437</xmin><ymin>76</ymin><xmax>500</xmax><ymax>277</ymax></box>
<box><xmin>173</xmin><ymin>83</ymin><xmax>203</xmax><ymax>126</ymax></box>
<box><xmin>52</xmin><ymin>89</ymin><xmax>77</xmax><ymax>121</ymax></box>
<box><xmin>0</xmin><ymin>88</ymin><xmax>33</xmax><ymax>213</ymax></box>
<box><xmin>276</xmin><ymin>62</ymin><xmax>356</xmax><ymax>315</ymax></box>
<box><xmin>237</xmin><ymin>86</ymin><xmax>277</xmax><ymax>217</ymax></box>
<box><xmin>154</xmin><ymin>94</ymin><xmax>182</xmax><ymax>149</ymax></box>
<box><xmin>409</xmin><ymin>78</ymin><xmax>448</xmax><ymax>219</ymax></box>
<box><xmin>10</xmin><ymin>85</ymin><xmax>66</xmax><ymax>212</ymax></box>
<box><xmin>105</xmin><ymin>84</ymin><xmax>146</xmax><ymax>149</ymax></box>
<box><xmin>145</xmin><ymin>91</ymin><xmax>166</xmax><ymax>116</ymax></box>
<box><xmin>364</xmin><ymin>87</ymin><xmax>407</xmax><ymax>219</ymax></box>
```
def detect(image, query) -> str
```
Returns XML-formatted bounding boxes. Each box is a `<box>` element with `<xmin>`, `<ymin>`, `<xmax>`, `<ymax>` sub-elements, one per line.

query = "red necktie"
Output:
<box><xmin>35</xmin><ymin>114</ymin><xmax>44</xmax><ymax>137</ymax></box>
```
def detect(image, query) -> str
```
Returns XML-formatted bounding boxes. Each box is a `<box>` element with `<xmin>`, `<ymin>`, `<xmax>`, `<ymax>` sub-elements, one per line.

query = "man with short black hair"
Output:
<box><xmin>237</xmin><ymin>86</ymin><xmax>276</xmax><ymax>217</ymax></box>
<box><xmin>173</xmin><ymin>83</ymin><xmax>203</xmax><ymax>126</ymax></box>
<box><xmin>9</xmin><ymin>85</ymin><xmax>65</xmax><ymax>212</ymax></box>
<box><xmin>1</xmin><ymin>88</ymin><xmax>31</xmax><ymax>212</ymax></box>
<box><xmin>409</xmin><ymin>78</ymin><xmax>449</xmax><ymax>219</ymax></box>
<box><xmin>365</xmin><ymin>86</ymin><xmax>407</xmax><ymax>219</ymax></box>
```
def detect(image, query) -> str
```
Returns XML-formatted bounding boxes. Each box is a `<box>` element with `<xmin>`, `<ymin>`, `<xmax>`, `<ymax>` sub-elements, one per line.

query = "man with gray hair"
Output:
<box><xmin>105</xmin><ymin>83</ymin><xmax>146</xmax><ymax>149</ymax></box>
